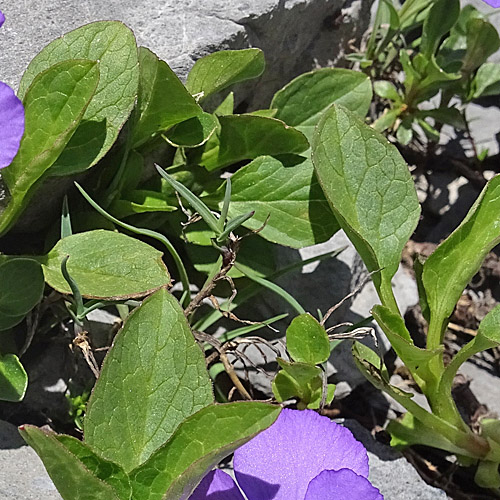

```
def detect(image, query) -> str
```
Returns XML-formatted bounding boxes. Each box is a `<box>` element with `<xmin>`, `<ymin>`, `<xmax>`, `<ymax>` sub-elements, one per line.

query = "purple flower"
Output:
<box><xmin>0</xmin><ymin>10</ymin><xmax>24</xmax><ymax>169</ymax></box>
<box><xmin>482</xmin><ymin>0</ymin><xmax>500</xmax><ymax>6</ymax></box>
<box><xmin>191</xmin><ymin>409</ymin><xmax>383</xmax><ymax>500</ymax></box>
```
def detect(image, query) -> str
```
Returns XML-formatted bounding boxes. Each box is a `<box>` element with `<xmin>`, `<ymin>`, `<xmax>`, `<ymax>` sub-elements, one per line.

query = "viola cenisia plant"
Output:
<box><xmin>0</xmin><ymin>4</ymin><xmax>500</xmax><ymax>498</ymax></box>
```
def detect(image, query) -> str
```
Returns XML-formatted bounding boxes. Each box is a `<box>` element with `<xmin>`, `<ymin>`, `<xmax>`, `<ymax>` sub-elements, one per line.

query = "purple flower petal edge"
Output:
<box><xmin>190</xmin><ymin>470</ymin><xmax>245</xmax><ymax>500</ymax></box>
<box><xmin>234</xmin><ymin>409</ymin><xmax>369</xmax><ymax>500</ymax></box>
<box><xmin>0</xmin><ymin>81</ymin><xmax>24</xmax><ymax>169</ymax></box>
<box><xmin>0</xmin><ymin>10</ymin><xmax>5</xmax><ymax>28</ymax></box>
<box><xmin>304</xmin><ymin>469</ymin><xmax>384</xmax><ymax>500</ymax></box>
<box><xmin>482</xmin><ymin>0</ymin><xmax>500</xmax><ymax>6</ymax></box>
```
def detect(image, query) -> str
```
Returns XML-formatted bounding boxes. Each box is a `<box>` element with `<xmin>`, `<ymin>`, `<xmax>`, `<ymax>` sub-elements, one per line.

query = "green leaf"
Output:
<box><xmin>286</xmin><ymin>313</ymin><xmax>330</xmax><ymax>365</ymax></box>
<box><xmin>271</xmin><ymin>68</ymin><xmax>372</xmax><ymax>140</ymax></box>
<box><xmin>209</xmin><ymin>155</ymin><xmax>339</xmax><ymax>248</ymax></box>
<box><xmin>42</xmin><ymin>230</ymin><xmax>170</xmax><ymax>300</ymax></box>
<box><xmin>472</xmin><ymin>62</ymin><xmax>500</xmax><ymax>98</ymax></box>
<box><xmin>18</xmin><ymin>21</ymin><xmax>139</xmax><ymax>175</ymax></box>
<box><xmin>129</xmin><ymin>402</ymin><xmax>280</xmax><ymax>500</ymax></box>
<box><xmin>272</xmin><ymin>360</ymin><xmax>321</xmax><ymax>403</ymax></box>
<box><xmin>462</xmin><ymin>18</ymin><xmax>500</xmax><ymax>74</ymax></box>
<box><xmin>312</xmin><ymin>105</ymin><xmax>420</xmax><ymax>312</ymax></box>
<box><xmin>164</xmin><ymin>112</ymin><xmax>218</xmax><ymax>148</ymax></box>
<box><xmin>186</xmin><ymin>49</ymin><xmax>265</xmax><ymax>101</ymax></box>
<box><xmin>0</xmin><ymin>354</ymin><xmax>28</xmax><ymax>402</ymax></box>
<box><xmin>373</xmin><ymin>80</ymin><xmax>400</xmax><ymax>101</ymax></box>
<box><xmin>420</xmin><ymin>0</ymin><xmax>460</xmax><ymax>59</ymax></box>
<box><xmin>110</xmin><ymin>190</ymin><xmax>177</xmax><ymax>218</ymax></box>
<box><xmin>200</xmin><ymin>115</ymin><xmax>309</xmax><ymax>171</ymax></box>
<box><xmin>19</xmin><ymin>426</ymin><xmax>122</xmax><ymax>500</ymax></box>
<box><xmin>422</xmin><ymin>175</ymin><xmax>500</xmax><ymax>348</ymax></box>
<box><xmin>0</xmin><ymin>258</ymin><xmax>44</xmax><ymax>317</ymax></box>
<box><xmin>214</xmin><ymin>92</ymin><xmax>234</xmax><ymax>116</ymax></box>
<box><xmin>84</xmin><ymin>289</ymin><xmax>213</xmax><ymax>472</ymax></box>
<box><xmin>416</xmin><ymin>107</ymin><xmax>465</xmax><ymax>129</ymax></box>
<box><xmin>0</xmin><ymin>60</ymin><xmax>100</xmax><ymax>235</ymax></box>
<box><xmin>132</xmin><ymin>47</ymin><xmax>202</xmax><ymax>148</ymax></box>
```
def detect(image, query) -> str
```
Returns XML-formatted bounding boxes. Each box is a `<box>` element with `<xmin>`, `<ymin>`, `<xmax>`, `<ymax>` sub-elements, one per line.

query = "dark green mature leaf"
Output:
<box><xmin>0</xmin><ymin>354</ymin><xmax>28</xmax><ymax>402</ymax></box>
<box><xmin>18</xmin><ymin>21</ymin><xmax>139</xmax><ymax>174</ymax></box>
<box><xmin>56</xmin><ymin>435</ymin><xmax>132</xmax><ymax>500</ymax></box>
<box><xmin>0</xmin><ymin>259</ymin><xmax>44</xmax><ymax>317</ymax></box>
<box><xmin>110</xmin><ymin>190</ymin><xmax>177</xmax><ymax>218</ymax></box>
<box><xmin>42</xmin><ymin>230</ymin><xmax>170</xmax><ymax>299</ymax></box>
<box><xmin>312</xmin><ymin>105</ymin><xmax>420</xmax><ymax>311</ymax></box>
<box><xmin>272</xmin><ymin>68</ymin><xmax>372</xmax><ymax>140</ymax></box>
<box><xmin>84</xmin><ymin>289</ymin><xmax>213</xmax><ymax>472</ymax></box>
<box><xmin>472</xmin><ymin>62</ymin><xmax>500</xmax><ymax>98</ymax></box>
<box><xmin>200</xmin><ymin>115</ymin><xmax>309</xmax><ymax>171</ymax></box>
<box><xmin>164</xmin><ymin>112</ymin><xmax>217</xmax><ymax>148</ymax></box>
<box><xmin>422</xmin><ymin>176</ymin><xmax>500</xmax><ymax>346</ymax></box>
<box><xmin>0</xmin><ymin>60</ymin><xmax>99</xmax><ymax>235</ymax></box>
<box><xmin>286</xmin><ymin>313</ymin><xmax>330</xmax><ymax>365</ymax></box>
<box><xmin>209</xmin><ymin>155</ymin><xmax>338</xmax><ymax>248</ymax></box>
<box><xmin>421</xmin><ymin>0</ymin><xmax>460</xmax><ymax>59</ymax></box>
<box><xmin>132</xmin><ymin>47</ymin><xmax>202</xmax><ymax>148</ymax></box>
<box><xmin>129</xmin><ymin>403</ymin><xmax>280</xmax><ymax>500</ymax></box>
<box><xmin>19</xmin><ymin>426</ymin><xmax>122</xmax><ymax>500</ymax></box>
<box><xmin>186</xmin><ymin>49</ymin><xmax>265</xmax><ymax>101</ymax></box>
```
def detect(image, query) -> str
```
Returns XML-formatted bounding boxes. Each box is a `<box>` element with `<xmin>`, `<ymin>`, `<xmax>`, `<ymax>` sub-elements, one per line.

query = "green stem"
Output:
<box><xmin>75</xmin><ymin>183</ymin><xmax>191</xmax><ymax>308</ymax></box>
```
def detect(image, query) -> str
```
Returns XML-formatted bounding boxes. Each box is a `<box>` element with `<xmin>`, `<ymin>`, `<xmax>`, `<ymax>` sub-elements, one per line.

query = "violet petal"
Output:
<box><xmin>0</xmin><ymin>81</ymin><xmax>24</xmax><ymax>169</ymax></box>
<box><xmin>482</xmin><ymin>0</ymin><xmax>500</xmax><ymax>6</ymax></box>
<box><xmin>304</xmin><ymin>469</ymin><xmax>384</xmax><ymax>500</ymax></box>
<box><xmin>0</xmin><ymin>10</ymin><xmax>4</xmax><ymax>28</ymax></box>
<box><xmin>190</xmin><ymin>470</ymin><xmax>245</xmax><ymax>500</ymax></box>
<box><xmin>234</xmin><ymin>409</ymin><xmax>369</xmax><ymax>500</ymax></box>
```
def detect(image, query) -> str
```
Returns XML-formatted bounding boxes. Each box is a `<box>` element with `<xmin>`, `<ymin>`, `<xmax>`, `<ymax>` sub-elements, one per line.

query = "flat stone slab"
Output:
<box><xmin>0</xmin><ymin>0</ymin><xmax>370</xmax><ymax>108</ymax></box>
<box><xmin>0</xmin><ymin>421</ymin><xmax>61</xmax><ymax>499</ymax></box>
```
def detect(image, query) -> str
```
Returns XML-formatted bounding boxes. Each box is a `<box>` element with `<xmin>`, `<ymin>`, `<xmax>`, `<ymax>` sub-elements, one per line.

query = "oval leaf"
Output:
<box><xmin>272</xmin><ymin>68</ymin><xmax>372</xmax><ymax>140</ymax></box>
<box><xmin>200</xmin><ymin>115</ymin><xmax>309</xmax><ymax>171</ymax></box>
<box><xmin>0</xmin><ymin>258</ymin><xmax>44</xmax><ymax>317</ymax></box>
<box><xmin>209</xmin><ymin>155</ymin><xmax>338</xmax><ymax>248</ymax></box>
<box><xmin>286</xmin><ymin>313</ymin><xmax>330</xmax><ymax>365</ymax></box>
<box><xmin>0</xmin><ymin>59</ymin><xmax>100</xmax><ymax>235</ymax></box>
<box><xmin>312</xmin><ymin>104</ymin><xmax>420</xmax><ymax>310</ymax></box>
<box><xmin>18</xmin><ymin>21</ymin><xmax>139</xmax><ymax>175</ymax></box>
<box><xmin>132</xmin><ymin>47</ymin><xmax>202</xmax><ymax>148</ymax></box>
<box><xmin>84</xmin><ymin>288</ymin><xmax>213</xmax><ymax>472</ymax></box>
<box><xmin>186</xmin><ymin>49</ymin><xmax>265</xmax><ymax>101</ymax></box>
<box><xmin>164</xmin><ymin>112</ymin><xmax>218</xmax><ymax>148</ymax></box>
<box><xmin>42</xmin><ymin>230</ymin><xmax>170</xmax><ymax>299</ymax></box>
<box><xmin>0</xmin><ymin>354</ymin><xmax>27</xmax><ymax>402</ymax></box>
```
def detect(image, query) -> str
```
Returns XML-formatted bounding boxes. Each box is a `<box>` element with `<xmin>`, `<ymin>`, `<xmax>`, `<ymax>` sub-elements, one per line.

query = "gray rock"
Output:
<box><xmin>342</xmin><ymin>419</ymin><xmax>448</xmax><ymax>499</ymax></box>
<box><xmin>231</xmin><ymin>230</ymin><xmax>419</xmax><ymax>397</ymax></box>
<box><xmin>0</xmin><ymin>420</ymin><xmax>62</xmax><ymax>499</ymax></box>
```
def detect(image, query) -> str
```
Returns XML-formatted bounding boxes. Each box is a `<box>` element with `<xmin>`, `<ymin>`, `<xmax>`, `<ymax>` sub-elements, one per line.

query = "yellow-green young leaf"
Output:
<box><xmin>200</xmin><ymin>115</ymin><xmax>309</xmax><ymax>171</ymax></box>
<box><xmin>129</xmin><ymin>402</ymin><xmax>281</xmax><ymax>500</ymax></box>
<box><xmin>312</xmin><ymin>105</ymin><xmax>420</xmax><ymax>311</ymax></box>
<box><xmin>209</xmin><ymin>155</ymin><xmax>339</xmax><ymax>248</ymax></box>
<box><xmin>272</xmin><ymin>68</ymin><xmax>372</xmax><ymax>140</ymax></box>
<box><xmin>186</xmin><ymin>49</ymin><xmax>265</xmax><ymax>100</ymax></box>
<box><xmin>42</xmin><ymin>230</ymin><xmax>170</xmax><ymax>300</ymax></box>
<box><xmin>0</xmin><ymin>258</ymin><xmax>44</xmax><ymax>317</ymax></box>
<box><xmin>84</xmin><ymin>289</ymin><xmax>213</xmax><ymax>472</ymax></box>
<box><xmin>0</xmin><ymin>60</ymin><xmax>99</xmax><ymax>235</ymax></box>
<box><xmin>19</xmin><ymin>426</ymin><xmax>122</xmax><ymax>500</ymax></box>
<box><xmin>422</xmin><ymin>176</ymin><xmax>500</xmax><ymax>347</ymax></box>
<box><xmin>0</xmin><ymin>354</ymin><xmax>28</xmax><ymax>402</ymax></box>
<box><xmin>286</xmin><ymin>313</ymin><xmax>330</xmax><ymax>365</ymax></box>
<box><xmin>132</xmin><ymin>47</ymin><xmax>202</xmax><ymax>148</ymax></box>
<box><xmin>18</xmin><ymin>21</ymin><xmax>139</xmax><ymax>175</ymax></box>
